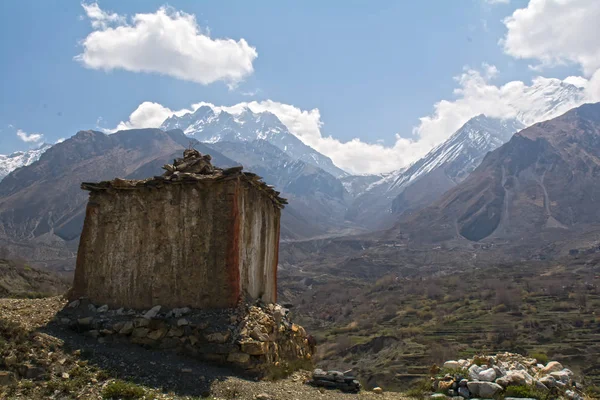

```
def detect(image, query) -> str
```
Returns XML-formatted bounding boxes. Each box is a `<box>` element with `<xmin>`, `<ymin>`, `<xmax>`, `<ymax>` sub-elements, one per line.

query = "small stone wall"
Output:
<box><xmin>56</xmin><ymin>298</ymin><xmax>314</xmax><ymax>376</ymax></box>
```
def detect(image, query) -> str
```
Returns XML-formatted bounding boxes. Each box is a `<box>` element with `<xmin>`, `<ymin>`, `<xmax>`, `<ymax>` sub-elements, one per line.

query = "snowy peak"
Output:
<box><xmin>515</xmin><ymin>78</ymin><xmax>587</xmax><ymax>126</ymax></box>
<box><xmin>0</xmin><ymin>143</ymin><xmax>52</xmax><ymax>181</ymax></box>
<box><xmin>344</xmin><ymin>115</ymin><xmax>524</xmax><ymax>229</ymax></box>
<box><xmin>160</xmin><ymin>105</ymin><xmax>348</xmax><ymax>178</ymax></box>
<box><xmin>390</xmin><ymin>115</ymin><xmax>524</xmax><ymax>190</ymax></box>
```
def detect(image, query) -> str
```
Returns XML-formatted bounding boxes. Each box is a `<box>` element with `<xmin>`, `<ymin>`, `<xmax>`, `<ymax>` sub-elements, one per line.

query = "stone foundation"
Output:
<box><xmin>56</xmin><ymin>298</ymin><xmax>314</xmax><ymax>376</ymax></box>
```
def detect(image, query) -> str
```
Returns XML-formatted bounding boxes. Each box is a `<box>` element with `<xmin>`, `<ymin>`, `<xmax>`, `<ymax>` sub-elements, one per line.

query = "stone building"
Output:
<box><xmin>71</xmin><ymin>149</ymin><xmax>287</xmax><ymax>310</ymax></box>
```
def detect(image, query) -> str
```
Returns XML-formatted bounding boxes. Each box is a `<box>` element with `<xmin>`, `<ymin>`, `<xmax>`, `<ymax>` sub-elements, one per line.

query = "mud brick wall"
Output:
<box><xmin>71</xmin><ymin>176</ymin><xmax>281</xmax><ymax>309</ymax></box>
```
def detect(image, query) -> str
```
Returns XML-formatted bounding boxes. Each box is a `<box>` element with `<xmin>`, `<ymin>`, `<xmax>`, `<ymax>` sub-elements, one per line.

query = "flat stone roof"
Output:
<box><xmin>81</xmin><ymin>166</ymin><xmax>287</xmax><ymax>209</ymax></box>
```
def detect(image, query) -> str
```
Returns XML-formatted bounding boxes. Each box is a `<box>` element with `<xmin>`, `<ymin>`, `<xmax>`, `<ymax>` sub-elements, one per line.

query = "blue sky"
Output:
<box><xmin>0</xmin><ymin>0</ymin><xmax>597</xmax><ymax>173</ymax></box>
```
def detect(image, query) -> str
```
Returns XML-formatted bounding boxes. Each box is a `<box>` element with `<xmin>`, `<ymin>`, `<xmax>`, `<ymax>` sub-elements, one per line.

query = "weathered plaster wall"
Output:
<box><xmin>239</xmin><ymin>184</ymin><xmax>280</xmax><ymax>303</ymax></box>
<box><xmin>72</xmin><ymin>177</ymin><xmax>280</xmax><ymax>309</ymax></box>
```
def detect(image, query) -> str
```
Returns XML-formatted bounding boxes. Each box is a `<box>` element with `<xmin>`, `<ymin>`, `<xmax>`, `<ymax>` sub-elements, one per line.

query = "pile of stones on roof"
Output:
<box><xmin>161</xmin><ymin>148</ymin><xmax>218</xmax><ymax>178</ymax></box>
<box><xmin>81</xmin><ymin>148</ymin><xmax>287</xmax><ymax>207</ymax></box>
<box><xmin>55</xmin><ymin>298</ymin><xmax>312</xmax><ymax>376</ymax></box>
<box><xmin>431</xmin><ymin>352</ymin><xmax>585</xmax><ymax>400</ymax></box>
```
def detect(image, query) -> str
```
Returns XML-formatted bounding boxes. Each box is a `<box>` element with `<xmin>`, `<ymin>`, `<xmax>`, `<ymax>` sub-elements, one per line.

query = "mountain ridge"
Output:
<box><xmin>0</xmin><ymin>144</ymin><xmax>53</xmax><ymax>181</ymax></box>
<box><xmin>345</xmin><ymin>115</ymin><xmax>524</xmax><ymax>229</ymax></box>
<box><xmin>160</xmin><ymin>105</ymin><xmax>349</xmax><ymax>178</ymax></box>
<box><xmin>389</xmin><ymin>102</ymin><xmax>600</xmax><ymax>244</ymax></box>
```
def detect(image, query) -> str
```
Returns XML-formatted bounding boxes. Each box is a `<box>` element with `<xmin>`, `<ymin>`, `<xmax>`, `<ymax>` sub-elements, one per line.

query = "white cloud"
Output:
<box><xmin>81</xmin><ymin>2</ymin><xmax>125</xmax><ymax>29</ymax></box>
<box><xmin>502</xmin><ymin>0</ymin><xmax>600</xmax><ymax>76</ymax></box>
<box><xmin>76</xmin><ymin>3</ymin><xmax>257</xmax><ymax>87</ymax></box>
<box><xmin>16</xmin><ymin>129</ymin><xmax>44</xmax><ymax>143</ymax></box>
<box><xmin>55</xmin><ymin>138</ymin><xmax>66</xmax><ymax>144</ymax></box>
<box><xmin>108</xmin><ymin>101</ymin><xmax>195</xmax><ymax>133</ymax></box>
<box><xmin>485</xmin><ymin>0</ymin><xmax>510</xmax><ymax>4</ymax></box>
<box><xmin>110</xmin><ymin>63</ymin><xmax>594</xmax><ymax>175</ymax></box>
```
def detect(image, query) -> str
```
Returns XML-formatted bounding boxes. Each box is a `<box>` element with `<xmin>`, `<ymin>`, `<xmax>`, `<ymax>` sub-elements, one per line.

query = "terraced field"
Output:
<box><xmin>279</xmin><ymin>257</ymin><xmax>600</xmax><ymax>391</ymax></box>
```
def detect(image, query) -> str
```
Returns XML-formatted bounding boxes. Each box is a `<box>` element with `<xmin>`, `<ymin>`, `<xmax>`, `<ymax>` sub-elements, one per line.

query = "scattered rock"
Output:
<box><xmin>0</xmin><ymin>371</ymin><xmax>16</xmax><ymax>386</ymax></box>
<box><xmin>119</xmin><ymin>321</ymin><xmax>134</xmax><ymax>335</ymax></box>
<box><xmin>241</xmin><ymin>340</ymin><xmax>266</xmax><ymax>355</ymax></box>
<box><xmin>177</xmin><ymin>318</ymin><xmax>189</xmax><ymax>327</ymax></box>
<box><xmin>134</xmin><ymin>318</ymin><xmax>150</xmax><ymax>328</ymax></box>
<box><xmin>147</xmin><ymin>328</ymin><xmax>167</xmax><ymax>341</ymax></box>
<box><xmin>143</xmin><ymin>305</ymin><xmax>161</xmax><ymax>319</ymax></box>
<box><xmin>23</xmin><ymin>365</ymin><xmax>45</xmax><ymax>380</ymax></box>
<box><xmin>227</xmin><ymin>352</ymin><xmax>250</xmax><ymax>364</ymax></box>
<box><xmin>551</xmin><ymin>369</ymin><xmax>574</xmax><ymax>383</ymax></box>
<box><xmin>132</xmin><ymin>328</ymin><xmax>149</xmax><ymax>338</ymax></box>
<box><xmin>77</xmin><ymin>317</ymin><xmax>93</xmax><ymax>326</ymax></box>
<box><xmin>565</xmin><ymin>389</ymin><xmax>584</xmax><ymax>400</ymax></box>
<box><xmin>67</xmin><ymin>300</ymin><xmax>80</xmax><ymax>308</ymax></box>
<box><xmin>97</xmin><ymin>304</ymin><xmax>109</xmax><ymax>313</ymax></box>
<box><xmin>467</xmin><ymin>381</ymin><xmax>503</xmax><ymax>398</ymax></box>
<box><xmin>443</xmin><ymin>360</ymin><xmax>461</xmax><ymax>370</ymax></box>
<box><xmin>206</xmin><ymin>331</ymin><xmax>230</xmax><ymax>344</ymax></box>
<box><xmin>255</xmin><ymin>394</ymin><xmax>271</xmax><ymax>400</ymax></box>
<box><xmin>372</xmin><ymin>386</ymin><xmax>383</xmax><ymax>394</ymax></box>
<box><xmin>541</xmin><ymin>361</ymin><xmax>563</xmax><ymax>375</ymax></box>
<box><xmin>539</xmin><ymin>375</ymin><xmax>557</xmax><ymax>388</ymax></box>
<box><xmin>478</xmin><ymin>368</ymin><xmax>497</xmax><ymax>382</ymax></box>
<box><xmin>3</xmin><ymin>354</ymin><xmax>17</xmax><ymax>367</ymax></box>
<box><xmin>309</xmin><ymin>369</ymin><xmax>361</xmax><ymax>393</ymax></box>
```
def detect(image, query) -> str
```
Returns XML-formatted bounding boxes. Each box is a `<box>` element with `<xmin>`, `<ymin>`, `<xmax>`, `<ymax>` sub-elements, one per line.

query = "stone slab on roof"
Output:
<box><xmin>81</xmin><ymin>149</ymin><xmax>287</xmax><ymax>208</ymax></box>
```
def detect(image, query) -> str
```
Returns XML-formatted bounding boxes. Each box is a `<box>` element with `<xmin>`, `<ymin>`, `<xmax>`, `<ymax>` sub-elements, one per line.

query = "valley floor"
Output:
<box><xmin>0</xmin><ymin>297</ymin><xmax>409</xmax><ymax>400</ymax></box>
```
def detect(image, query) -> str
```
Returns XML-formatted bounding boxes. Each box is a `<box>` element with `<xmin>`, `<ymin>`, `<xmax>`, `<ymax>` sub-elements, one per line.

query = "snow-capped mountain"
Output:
<box><xmin>346</xmin><ymin>115</ymin><xmax>524</xmax><ymax>229</ymax></box>
<box><xmin>160</xmin><ymin>106</ymin><xmax>348</xmax><ymax>178</ymax></box>
<box><xmin>511</xmin><ymin>77</ymin><xmax>587</xmax><ymax>126</ymax></box>
<box><xmin>0</xmin><ymin>144</ymin><xmax>52</xmax><ymax>181</ymax></box>
<box><xmin>345</xmin><ymin>78</ymin><xmax>586</xmax><ymax>229</ymax></box>
<box><xmin>390</xmin><ymin>115</ymin><xmax>525</xmax><ymax>192</ymax></box>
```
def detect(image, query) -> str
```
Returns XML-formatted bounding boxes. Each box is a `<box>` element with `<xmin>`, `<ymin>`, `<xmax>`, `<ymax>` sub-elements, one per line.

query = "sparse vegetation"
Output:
<box><xmin>102</xmin><ymin>380</ymin><xmax>147</xmax><ymax>399</ymax></box>
<box><xmin>281</xmin><ymin>257</ymin><xmax>600</xmax><ymax>390</ymax></box>
<box><xmin>503</xmin><ymin>384</ymin><xmax>546</xmax><ymax>399</ymax></box>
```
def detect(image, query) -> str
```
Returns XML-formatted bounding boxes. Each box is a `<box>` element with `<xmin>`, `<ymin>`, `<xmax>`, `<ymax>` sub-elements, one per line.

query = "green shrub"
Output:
<box><xmin>504</xmin><ymin>384</ymin><xmax>545</xmax><ymax>399</ymax></box>
<box><xmin>586</xmin><ymin>385</ymin><xmax>600</xmax><ymax>399</ymax></box>
<box><xmin>530</xmin><ymin>352</ymin><xmax>549</xmax><ymax>364</ymax></box>
<box><xmin>404</xmin><ymin>378</ymin><xmax>431</xmax><ymax>399</ymax></box>
<box><xmin>102</xmin><ymin>380</ymin><xmax>146</xmax><ymax>399</ymax></box>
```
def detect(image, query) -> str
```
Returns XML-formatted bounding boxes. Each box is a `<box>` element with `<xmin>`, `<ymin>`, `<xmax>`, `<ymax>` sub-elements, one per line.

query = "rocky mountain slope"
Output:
<box><xmin>161</xmin><ymin>105</ymin><xmax>348</xmax><ymax>178</ymax></box>
<box><xmin>391</xmin><ymin>102</ymin><xmax>600</xmax><ymax>244</ymax></box>
<box><xmin>0</xmin><ymin>258</ymin><xmax>69</xmax><ymax>298</ymax></box>
<box><xmin>0</xmin><ymin>128</ymin><xmax>237</xmax><ymax>269</ymax></box>
<box><xmin>346</xmin><ymin>116</ymin><xmax>524</xmax><ymax>229</ymax></box>
<box><xmin>0</xmin><ymin>144</ymin><xmax>52</xmax><ymax>181</ymax></box>
<box><xmin>0</xmin><ymin>128</ymin><xmax>363</xmax><ymax>269</ymax></box>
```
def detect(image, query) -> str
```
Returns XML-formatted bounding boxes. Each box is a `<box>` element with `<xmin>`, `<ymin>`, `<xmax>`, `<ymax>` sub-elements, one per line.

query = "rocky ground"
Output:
<box><xmin>0</xmin><ymin>297</ymin><xmax>409</xmax><ymax>399</ymax></box>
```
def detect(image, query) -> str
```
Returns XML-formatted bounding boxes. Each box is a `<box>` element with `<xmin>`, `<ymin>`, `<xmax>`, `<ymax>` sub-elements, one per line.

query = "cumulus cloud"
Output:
<box><xmin>16</xmin><ymin>129</ymin><xmax>44</xmax><ymax>143</ymax></box>
<box><xmin>108</xmin><ymin>101</ymin><xmax>195</xmax><ymax>132</ymax></box>
<box><xmin>502</xmin><ymin>0</ymin><xmax>600</xmax><ymax>76</ymax></box>
<box><xmin>76</xmin><ymin>3</ymin><xmax>257</xmax><ymax>87</ymax></box>
<box><xmin>485</xmin><ymin>0</ymin><xmax>510</xmax><ymax>4</ymax></box>
<box><xmin>110</xmin><ymin>62</ymin><xmax>596</xmax><ymax>175</ymax></box>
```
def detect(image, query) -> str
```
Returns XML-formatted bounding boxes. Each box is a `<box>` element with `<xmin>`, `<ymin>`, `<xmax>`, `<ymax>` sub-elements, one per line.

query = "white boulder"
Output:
<box><xmin>467</xmin><ymin>381</ymin><xmax>503</xmax><ymax>398</ymax></box>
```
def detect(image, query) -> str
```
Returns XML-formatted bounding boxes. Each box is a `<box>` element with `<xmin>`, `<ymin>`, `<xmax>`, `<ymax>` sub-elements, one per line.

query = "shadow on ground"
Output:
<box><xmin>42</xmin><ymin>321</ymin><xmax>255</xmax><ymax>398</ymax></box>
